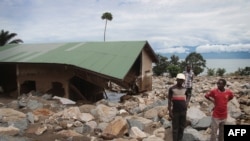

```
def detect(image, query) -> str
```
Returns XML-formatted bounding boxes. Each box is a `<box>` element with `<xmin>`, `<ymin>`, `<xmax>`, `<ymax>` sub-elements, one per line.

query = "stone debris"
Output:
<box><xmin>0</xmin><ymin>75</ymin><xmax>249</xmax><ymax>141</ymax></box>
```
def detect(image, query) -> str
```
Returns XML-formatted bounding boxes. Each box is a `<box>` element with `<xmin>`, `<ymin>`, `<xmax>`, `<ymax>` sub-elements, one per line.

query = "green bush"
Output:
<box><xmin>234</xmin><ymin>67</ymin><xmax>250</xmax><ymax>76</ymax></box>
<box><xmin>167</xmin><ymin>65</ymin><xmax>181</xmax><ymax>78</ymax></box>
<box><xmin>216</xmin><ymin>68</ymin><xmax>226</xmax><ymax>76</ymax></box>
<box><xmin>207</xmin><ymin>68</ymin><xmax>215</xmax><ymax>76</ymax></box>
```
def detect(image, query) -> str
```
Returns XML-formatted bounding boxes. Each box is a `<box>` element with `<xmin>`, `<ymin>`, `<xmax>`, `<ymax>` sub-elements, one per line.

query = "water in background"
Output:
<box><xmin>104</xmin><ymin>59</ymin><xmax>249</xmax><ymax>99</ymax></box>
<box><xmin>203</xmin><ymin>59</ymin><xmax>250</xmax><ymax>75</ymax></box>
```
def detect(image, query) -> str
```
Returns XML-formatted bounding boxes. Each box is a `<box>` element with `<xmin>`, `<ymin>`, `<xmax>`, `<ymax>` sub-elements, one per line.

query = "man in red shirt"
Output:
<box><xmin>205</xmin><ymin>78</ymin><xmax>234</xmax><ymax>141</ymax></box>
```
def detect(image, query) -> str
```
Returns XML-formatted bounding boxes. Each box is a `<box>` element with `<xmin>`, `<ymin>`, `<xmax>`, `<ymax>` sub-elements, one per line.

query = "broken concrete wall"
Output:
<box><xmin>14</xmin><ymin>64</ymin><xmax>104</xmax><ymax>102</ymax></box>
<box><xmin>17</xmin><ymin>64</ymin><xmax>73</xmax><ymax>98</ymax></box>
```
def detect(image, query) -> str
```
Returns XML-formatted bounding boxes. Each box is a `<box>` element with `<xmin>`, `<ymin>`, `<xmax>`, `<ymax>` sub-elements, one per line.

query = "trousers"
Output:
<box><xmin>210</xmin><ymin>117</ymin><xmax>226</xmax><ymax>141</ymax></box>
<box><xmin>172</xmin><ymin>111</ymin><xmax>186</xmax><ymax>141</ymax></box>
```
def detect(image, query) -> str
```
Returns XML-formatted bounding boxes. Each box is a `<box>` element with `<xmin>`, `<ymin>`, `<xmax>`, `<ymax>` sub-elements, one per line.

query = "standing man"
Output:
<box><xmin>205</xmin><ymin>78</ymin><xmax>234</xmax><ymax>141</ymax></box>
<box><xmin>168</xmin><ymin>73</ymin><xmax>191</xmax><ymax>141</ymax></box>
<box><xmin>183</xmin><ymin>65</ymin><xmax>194</xmax><ymax>99</ymax></box>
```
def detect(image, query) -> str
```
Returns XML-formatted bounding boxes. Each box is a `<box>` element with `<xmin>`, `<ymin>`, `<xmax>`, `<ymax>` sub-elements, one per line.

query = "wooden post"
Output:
<box><xmin>64</xmin><ymin>80</ymin><xmax>69</xmax><ymax>98</ymax></box>
<box><xmin>16</xmin><ymin>64</ymin><xmax>20</xmax><ymax>97</ymax></box>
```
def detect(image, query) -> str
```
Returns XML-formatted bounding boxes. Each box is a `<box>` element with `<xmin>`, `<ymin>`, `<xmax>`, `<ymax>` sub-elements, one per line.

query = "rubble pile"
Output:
<box><xmin>0</xmin><ymin>75</ymin><xmax>249</xmax><ymax>141</ymax></box>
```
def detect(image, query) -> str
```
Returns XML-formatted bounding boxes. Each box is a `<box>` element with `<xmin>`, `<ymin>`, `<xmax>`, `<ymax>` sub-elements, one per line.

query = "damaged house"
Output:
<box><xmin>0</xmin><ymin>41</ymin><xmax>158</xmax><ymax>102</ymax></box>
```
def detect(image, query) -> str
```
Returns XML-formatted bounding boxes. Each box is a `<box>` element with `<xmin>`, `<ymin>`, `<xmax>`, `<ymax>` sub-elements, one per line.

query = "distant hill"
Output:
<box><xmin>159</xmin><ymin>52</ymin><xmax>250</xmax><ymax>59</ymax></box>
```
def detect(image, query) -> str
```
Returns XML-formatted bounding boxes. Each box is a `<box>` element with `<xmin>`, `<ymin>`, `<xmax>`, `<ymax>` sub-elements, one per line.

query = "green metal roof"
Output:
<box><xmin>0</xmin><ymin>41</ymin><xmax>157</xmax><ymax>80</ymax></box>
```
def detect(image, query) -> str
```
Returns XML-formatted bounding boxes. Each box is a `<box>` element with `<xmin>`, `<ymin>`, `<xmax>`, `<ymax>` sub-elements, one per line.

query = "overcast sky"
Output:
<box><xmin>1</xmin><ymin>0</ymin><xmax>250</xmax><ymax>54</ymax></box>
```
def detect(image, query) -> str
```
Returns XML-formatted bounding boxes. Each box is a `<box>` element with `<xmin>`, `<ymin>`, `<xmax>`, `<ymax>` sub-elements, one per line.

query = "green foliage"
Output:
<box><xmin>152</xmin><ymin>52</ymin><xmax>206</xmax><ymax>77</ymax></box>
<box><xmin>167</xmin><ymin>55</ymin><xmax>181</xmax><ymax>77</ymax></box>
<box><xmin>234</xmin><ymin>67</ymin><xmax>250</xmax><ymax>76</ymax></box>
<box><xmin>169</xmin><ymin>55</ymin><xmax>180</xmax><ymax>65</ymax></box>
<box><xmin>167</xmin><ymin>64</ymin><xmax>181</xmax><ymax>78</ymax></box>
<box><xmin>153</xmin><ymin>54</ymin><xmax>169</xmax><ymax>76</ymax></box>
<box><xmin>185</xmin><ymin>52</ymin><xmax>206</xmax><ymax>76</ymax></box>
<box><xmin>207</xmin><ymin>68</ymin><xmax>215</xmax><ymax>76</ymax></box>
<box><xmin>179</xmin><ymin>60</ymin><xmax>187</xmax><ymax>72</ymax></box>
<box><xmin>0</xmin><ymin>29</ymin><xmax>23</xmax><ymax>46</ymax></box>
<box><xmin>216</xmin><ymin>68</ymin><xmax>226</xmax><ymax>76</ymax></box>
<box><xmin>101</xmin><ymin>12</ymin><xmax>113</xmax><ymax>20</ymax></box>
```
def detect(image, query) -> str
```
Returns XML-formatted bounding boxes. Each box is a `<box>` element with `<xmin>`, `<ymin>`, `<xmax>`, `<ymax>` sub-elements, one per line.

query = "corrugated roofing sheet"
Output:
<box><xmin>0</xmin><ymin>41</ymin><xmax>153</xmax><ymax>80</ymax></box>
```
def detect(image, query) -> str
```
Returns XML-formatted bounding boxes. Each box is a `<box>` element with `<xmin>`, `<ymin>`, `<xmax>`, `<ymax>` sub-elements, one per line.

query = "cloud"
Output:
<box><xmin>0</xmin><ymin>0</ymin><xmax>250</xmax><ymax>54</ymax></box>
<box><xmin>155</xmin><ymin>45</ymin><xmax>190</xmax><ymax>54</ymax></box>
<box><xmin>196</xmin><ymin>44</ymin><xmax>250</xmax><ymax>53</ymax></box>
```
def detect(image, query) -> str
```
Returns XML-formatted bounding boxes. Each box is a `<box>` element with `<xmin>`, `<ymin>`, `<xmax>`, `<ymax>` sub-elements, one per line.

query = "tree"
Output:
<box><xmin>0</xmin><ymin>29</ymin><xmax>23</xmax><ymax>46</ymax></box>
<box><xmin>179</xmin><ymin>60</ymin><xmax>187</xmax><ymax>72</ymax></box>
<box><xmin>185</xmin><ymin>52</ymin><xmax>206</xmax><ymax>76</ymax></box>
<box><xmin>101</xmin><ymin>12</ymin><xmax>113</xmax><ymax>42</ymax></box>
<box><xmin>169</xmin><ymin>55</ymin><xmax>180</xmax><ymax>65</ymax></box>
<box><xmin>167</xmin><ymin>55</ymin><xmax>181</xmax><ymax>77</ymax></box>
<box><xmin>153</xmin><ymin>54</ymin><xmax>169</xmax><ymax>76</ymax></box>
<box><xmin>167</xmin><ymin>64</ymin><xmax>181</xmax><ymax>78</ymax></box>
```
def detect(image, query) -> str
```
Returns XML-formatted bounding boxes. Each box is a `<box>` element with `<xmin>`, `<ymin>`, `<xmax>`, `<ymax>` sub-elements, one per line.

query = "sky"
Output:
<box><xmin>1</xmin><ymin>0</ymin><xmax>250</xmax><ymax>56</ymax></box>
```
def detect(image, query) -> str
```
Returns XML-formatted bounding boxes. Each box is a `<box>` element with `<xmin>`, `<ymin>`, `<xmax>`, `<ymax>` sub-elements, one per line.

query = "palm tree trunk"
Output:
<box><xmin>104</xmin><ymin>20</ymin><xmax>107</xmax><ymax>41</ymax></box>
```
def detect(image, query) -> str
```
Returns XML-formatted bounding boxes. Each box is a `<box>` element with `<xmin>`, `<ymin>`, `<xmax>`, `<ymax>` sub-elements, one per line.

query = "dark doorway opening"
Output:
<box><xmin>0</xmin><ymin>64</ymin><xmax>17</xmax><ymax>95</ymax></box>
<box><xmin>20</xmin><ymin>80</ymin><xmax>36</xmax><ymax>94</ymax></box>
<box><xmin>69</xmin><ymin>76</ymin><xmax>104</xmax><ymax>102</ymax></box>
<box><xmin>47</xmin><ymin>82</ymin><xmax>65</xmax><ymax>97</ymax></box>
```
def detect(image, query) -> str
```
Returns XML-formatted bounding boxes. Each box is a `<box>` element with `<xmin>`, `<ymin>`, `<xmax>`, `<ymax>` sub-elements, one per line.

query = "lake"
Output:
<box><xmin>203</xmin><ymin>59</ymin><xmax>250</xmax><ymax>74</ymax></box>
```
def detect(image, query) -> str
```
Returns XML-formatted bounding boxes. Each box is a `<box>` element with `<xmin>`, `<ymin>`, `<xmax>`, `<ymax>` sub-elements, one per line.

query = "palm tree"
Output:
<box><xmin>0</xmin><ymin>29</ymin><xmax>23</xmax><ymax>46</ymax></box>
<box><xmin>101</xmin><ymin>12</ymin><xmax>113</xmax><ymax>42</ymax></box>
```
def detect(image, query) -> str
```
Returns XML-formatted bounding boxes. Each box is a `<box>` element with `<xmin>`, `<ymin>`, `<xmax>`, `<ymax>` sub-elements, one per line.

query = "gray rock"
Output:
<box><xmin>191</xmin><ymin>116</ymin><xmax>211</xmax><ymax>130</ymax></box>
<box><xmin>0</xmin><ymin>135</ymin><xmax>32</xmax><ymax>141</ymax></box>
<box><xmin>127</xmin><ymin>119</ymin><xmax>145</xmax><ymax>131</ymax></box>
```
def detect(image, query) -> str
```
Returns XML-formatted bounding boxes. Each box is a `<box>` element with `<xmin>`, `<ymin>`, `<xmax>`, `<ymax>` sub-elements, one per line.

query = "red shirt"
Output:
<box><xmin>205</xmin><ymin>88</ymin><xmax>234</xmax><ymax>119</ymax></box>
